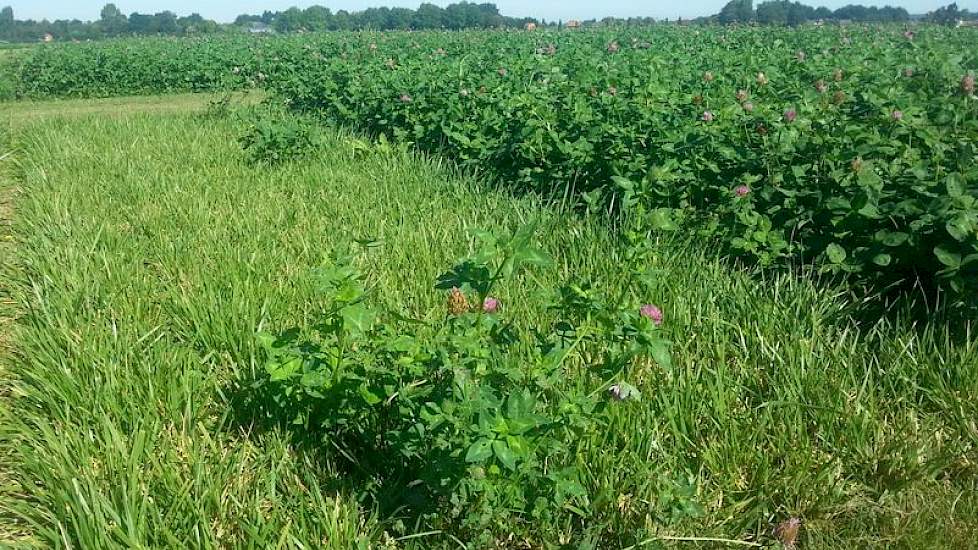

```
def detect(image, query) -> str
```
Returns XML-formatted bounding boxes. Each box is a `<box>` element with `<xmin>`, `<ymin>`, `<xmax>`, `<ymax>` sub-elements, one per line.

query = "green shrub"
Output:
<box><xmin>256</xmin><ymin>225</ymin><xmax>674</xmax><ymax>542</ymax></box>
<box><xmin>239</xmin><ymin>114</ymin><xmax>318</xmax><ymax>164</ymax></box>
<box><xmin>14</xmin><ymin>37</ymin><xmax>259</xmax><ymax>98</ymax></box>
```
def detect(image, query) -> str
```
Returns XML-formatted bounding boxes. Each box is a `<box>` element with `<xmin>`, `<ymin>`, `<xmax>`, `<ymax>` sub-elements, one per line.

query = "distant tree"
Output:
<box><xmin>233</xmin><ymin>14</ymin><xmax>260</xmax><ymax>26</ymax></box>
<box><xmin>413</xmin><ymin>3</ymin><xmax>445</xmax><ymax>28</ymax></box>
<box><xmin>178</xmin><ymin>13</ymin><xmax>217</xmax><ymax>34</ymax></box>
<box><xmin>272</xmin><ymin>7</ymin><xmax>303</xmax><ymax>32</ymax></box>
<box><xmin>127</xmin><ymin>12</ymin><xmax>151</xmax><ymax>34</ymax></box>
<box><xmin>100</xmin><ymin>3</ymin><xmax>122</xmax><ymax>21</ymax></box>
<box><xmin>387</xmin><ymin>7</ymin><xmax>414</xmax><ymax>29</ymax></box>
<box><xmin>786</xmin><ymin>2</ymin><xmax>814</xmax><ymax>25</ymax></box>
<box><xmin>302</xmin><ymin>5</ymin><xmax>332</xmax><ymax>31</ymax></box>
<box><xmin>331</xmin><ymin>10</ymin><xmax>352</xmax><ymax>30</ymax></box>
<box><xmin>0</xmin><ymin>6</ymin><xmax>13</xmax><ymax>27</ymax></box>
<box><xmin>756</xmin><ymin>1</ymin><xmax>787</xmax><ymax>24</ymax></box>
<box><xmin>99</xmin><ymin>3</ymin><xmax>127</xmax><ymax>35</ymax></box>
<box><xmin>232</xmin><ymin>2</ymin><xmax>530</xmax><ymax>33</ymax></box>
<box><xmin>718</xmin><ymin>0</ymin><xmax>753</xmax><ymax>24</ymax></box>
<box><xmin>0</xmin><ymin>2</ymin><xmax>230</xmax><ymax>42</ymax></box>
<box><xmin>879</xmin><ymin>6</ymin><xmax>909</xmax><ymax>21</ymax></box>
<box><xmin>833</xmin><ymin>4</ymin><xmax>869</xmax><ymax>21</ymax></box>
<box><xmin>155</xmin><ymin>11</ymin><xmax>179</xmax><ymax>34</ymax></box>
<box><xmin>927</xmin><ymin>3</ymin><xmax>961</xmax><ymax>25</ymax></box>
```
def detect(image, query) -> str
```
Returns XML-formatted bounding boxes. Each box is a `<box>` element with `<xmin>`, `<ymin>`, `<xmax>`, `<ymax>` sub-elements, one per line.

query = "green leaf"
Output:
<box><xmin>505</xmin><ymin>435</ymin><xmax>529</xmax><ymax>457</ymax></box>
<box><xmin>300</xmin><ymin>370</ymin><xmax>327</xmax><ymax>390</ymax></box>
<box><xmin>647</xmin><ymin>339</ymin><xmax>672</xmax><ymax>369</ymax></box>
<box><xmin>512</xmin><ymin>246</ymin><xmax>554</xmax><ymax>269</ymax></box>
<box><xmin>256</xmin><ymin>331</ymin><xmax>277</xmax><ymax>351</ymax></box>
<box><xmin>857</xmin><ymin>202</ymin><xmax>881</xmax><ymax>219</ymax></box>
<box><xmin>358</xmin><ymin>384</ymin><xmax>381</xmax><ymax>405</ymax></box>
<box><xmin>872</xmin><ymin>253</ymin><xmax>891</xmax><ymax>266</ymax></box>
<box><xmin>825</xmin><ymin>197</ymin><xmax>851</xmax><ymax>211</ymax></box>
<box><xmin>611</xmin><ymin>175</ymin><xmax>635</xmax><ymax>190</ymax></box>
<box><xmin>354</xmin><ymin>237</ymin><xmax>383</xmax><ymax>249</ymax></box>
<box><xmin>934</xmin><ymin>246</ymin><xmax>962</xmax><ymax>269</ymax></box>
<box><xmin>878</xmin><ymin>231</ymin><xmax>909</xmax><ymax>247</ymax></box>
<box><xmin>465</xmin><ymin>439</ymin><xmax>493</xmax><ymax>463</ymax></box>
<box><xmin>267</xmin><ymin>357</ymin><xmax>301</xmax><ymax>382</ymax></box>
<box><xmin>649</xmin><ymin>208</ymin><xmax>679</xmax><ymax>231</ymax></box>
<box><xmin>340</xmin><ymin>303</ymin><xmax>375</xmax><ymax>334</ymax></box>
<box><xmin>946</xmin><ymin>175</ymin><xmax>964</xmax><ymax>199</ymax></box>
<box><xmin>857</xmin><ymin>168</ymin><xmax>882</xmax><ymax>190</ymax></box>
<box><xmin>492</xmin><ymin>439</ymin><xmax>518</xmax><ymax>470</ymax></box>
<box><xmin>946</xmin><ymin>216</ymin><xmax>973</xmax><ymax>242</ymax></box>
<box><xmin>507</xmin><ymin>390</ymin><xmax>536</xmax><ymax>421</ymax></box>
<box><xmin>435</xmin><ymin>261</ymin><xmax>492</xmax><ymax>294</ymax></box>
<box><xmin>826</xmin><ymin>243</ymin><xmax>847</xmax><ymax>264</ymax></box>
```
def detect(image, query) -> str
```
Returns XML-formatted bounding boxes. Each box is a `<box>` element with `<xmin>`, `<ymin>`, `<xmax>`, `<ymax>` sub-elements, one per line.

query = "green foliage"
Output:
<box><xmin>718</xmin><ymin>0</ymin><xmax>754</xmax><ymax>24</ymax></box>
<box><xmin>926</xmin><ymin>3</ymin><xmax>977</xmax><ymax>26</ymax></box>
<box><xmin>16</xmin><ymin>25</ymin><xmax>975</xmax><ymax>295</ymax></box>
<box><xmin>240</xmin><ymin>112</ymin><xmax>318</xmax><ymax>164</ymax></box>
<box><xmin>4</xmin><ymin>101</ymin><xmax>978</xmax><ymax>547</ymax></box>
<box><xmin>14</xmin><ymin>36</ymin><xmax>260</xmax><ymax>98</ymax></box>
<box><xmin>0</xmin><ymin>2</ymin><xmax>536</xmax><ymax>44</ymax></box>
<box><xmin>260</xmin><ymin>26</ymin><xmax>978</xmax><ymax>299</ymax></box>
<box><xmin>257</xmin><ymin>226</ymin><xmax>673</xmax><ymax>541</ymax></box>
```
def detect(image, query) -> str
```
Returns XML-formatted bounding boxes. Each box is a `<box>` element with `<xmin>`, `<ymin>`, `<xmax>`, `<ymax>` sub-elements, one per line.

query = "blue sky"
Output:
<box><xmin>6</xmin><ymin>0</ymin><xmax>975</xmax><ymax>23</ymax></box>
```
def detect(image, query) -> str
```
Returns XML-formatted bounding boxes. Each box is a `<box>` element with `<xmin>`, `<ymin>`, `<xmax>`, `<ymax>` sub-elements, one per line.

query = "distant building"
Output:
<box><xmin>42</xmin><ymin>33</ymin><xmax>54</xmax><ymax>43</ymax></box>
<box><xmin>565</xmin><ymin>20</ymin><xmax>582</xmax><ymax>28</ymax></box>
<box><xmin>524</xmin><ymin>22</ymin><xmax>537</xmax><ymax>31</ymax></box>
<box><xmin>957</xmin><ymin>20</ymin><xmax>978</xmax><ymax>28</ymax></box>
<box><xmin>247</xmin><ymin>22</ymin><xmax>273</xmax><ymax>34</ymax></box>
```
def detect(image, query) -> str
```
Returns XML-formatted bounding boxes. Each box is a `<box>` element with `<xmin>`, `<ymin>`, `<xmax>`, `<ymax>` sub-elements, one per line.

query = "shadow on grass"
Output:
<box><xmin>218</xmin><ymin>363</ymin><xmax>469</xmax><ymax>537</ymax></box>
<box><xmin>825</xmin><ymin>266</ymin><xmax>976</xmax><ymax>341</ymax></box>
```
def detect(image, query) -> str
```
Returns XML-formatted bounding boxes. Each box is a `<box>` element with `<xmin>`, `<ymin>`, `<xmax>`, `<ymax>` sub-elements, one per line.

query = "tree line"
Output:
<box><xmin>714</xmin><ymin>1</ymin><xmax>977</xmax><ymax>25</ymax></box>
<box><xmin>3</xmin><ymin>2</ymin><xmax>977</xmax><ymax>44</ymax></box>
<box><xmin>0</xmin><ymin>2</ymin><xmax>535</xmax><ymax>43</ymax></box>
<box><xmin>235</xmin><ymin>3</ymin><xmax>534</xmax><ymax>32</ymax></box>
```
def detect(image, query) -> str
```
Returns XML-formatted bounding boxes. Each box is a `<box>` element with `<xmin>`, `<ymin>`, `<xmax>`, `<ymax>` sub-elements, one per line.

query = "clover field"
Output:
<box><xmin>1</xmin><ymin>24</ymin><xmax>977</xmax><ymax>549</ymax></box>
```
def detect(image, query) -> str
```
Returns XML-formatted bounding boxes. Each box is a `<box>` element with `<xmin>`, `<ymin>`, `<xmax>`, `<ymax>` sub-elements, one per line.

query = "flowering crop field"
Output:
<box><xmin>1</xmin><ymin>26</ymin><xmax>977</xmax><ymax>549</ymax></box>
<box><xmin>16</xmin><ymin>28</ymin><xmax>978</xmax><ymax>297</ymax></box>
<box><xmin>14</xmin><ymin>36</ymin><xmax>260</xmax><ymax>97</ymax></box>
<box><xmin>264</xmin><ymin>26</ymin><xmax>978</xmax><ymax>297</ymax></box>
<box><xmin>21</xmin><ymin>26</ymin><xmax>977</xmax><ymax>295</ymax></box>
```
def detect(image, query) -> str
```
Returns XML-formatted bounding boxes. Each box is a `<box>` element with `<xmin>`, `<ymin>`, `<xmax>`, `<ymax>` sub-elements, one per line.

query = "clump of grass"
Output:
<box><xmin>0</xmin><ymin>105</ymin><xmax>975</xmax><ymax>547</ymax></box>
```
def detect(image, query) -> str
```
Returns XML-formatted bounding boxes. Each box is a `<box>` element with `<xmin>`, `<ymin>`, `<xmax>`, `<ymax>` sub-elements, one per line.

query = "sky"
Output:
<box><xmin>5</xmin><ymin>0</ymin><xmax>976</xmax><ymax>24</ymax></box>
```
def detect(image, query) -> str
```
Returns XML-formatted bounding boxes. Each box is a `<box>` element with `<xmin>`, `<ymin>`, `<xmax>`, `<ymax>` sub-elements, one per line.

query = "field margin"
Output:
<box><xmin>0</xmin><ymin>132</ymin><xmax>26</xmax><ymax>543</ymax></box>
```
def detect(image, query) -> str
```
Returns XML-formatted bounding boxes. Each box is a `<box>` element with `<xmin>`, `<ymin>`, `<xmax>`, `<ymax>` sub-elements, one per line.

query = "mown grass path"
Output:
<box><xmin>0</xmin><ymin>94</ymin><xmax>975</xmax><ymax>548</ymax></box>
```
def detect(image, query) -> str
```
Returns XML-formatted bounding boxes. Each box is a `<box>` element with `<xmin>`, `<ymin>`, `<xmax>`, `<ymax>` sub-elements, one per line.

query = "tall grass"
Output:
<box><xmin>0</xmin><ymin>106</ymin><xmax>975</xmax><ymax>547</ymax></box>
